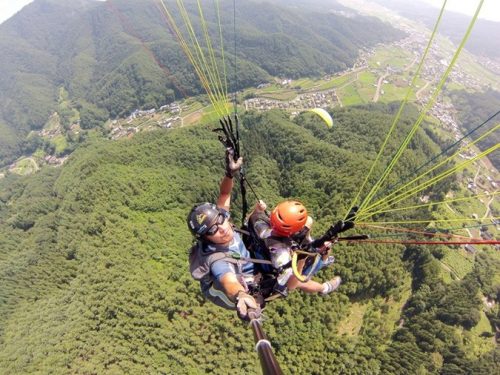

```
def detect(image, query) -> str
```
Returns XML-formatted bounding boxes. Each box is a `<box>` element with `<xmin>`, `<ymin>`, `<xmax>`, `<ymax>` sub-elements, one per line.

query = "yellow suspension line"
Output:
<box><xmin>345</xmin><ymin>0</ymin><xmax>449</xmax><ymax>220</ymax></box>
<box><xmin>364</xmin><ymin>145</ymin><xmax>498</xmax><ymax>217</ymax></box>
<box><xmin>362</xmin><ymin>143</ymin><xmax>498</xmax><ymax>217</ymax></box>
<box><xmin>195</xmin><ymin>0</ymin><xmax>230</xmax><ymax>115</ymax></box>
<box><xmin>358</xmin><ymin>192</ymin><xmax>499</xmax><ymax>221</ymax></box>
<box><xmin>159</xmin><ymin>0</ymin><xmax>228</xmax><ymax>117</ymax></box>
<box><xmin>358</xmin><ymin>0</ymin><xmax>484</xmax><ymax>214</ymax></box>
<box><xmin>197</xmin><ymin>0</ymin><xmax>229</xmax><ymax>110</ymax></box>
<box><xmin>360</xmin><ymin>128</ymin><xmax>499</xmax><ymax>216</ymax></box>
<box><xmin>359</xmin><ymin>123</ymin><xmax>499</xmax><ymax>216</ymax></box>
<box><xmin>357</xmin><ymin>223</ymin><xmax>472</xmax><ymax>239</ymax></box>
<box><xmin>192</xmin><ymin>0</ymin><xmax>228</xmax><ymax>113</ymax></box>
<box><xmin>159</xmin><ymin>1</ymin><xmax>216</xmax><ymax>104</ymax></box>
<box><xmin>215</xmin><ymin>0</ymin><xmax>229</xmax><ymax>107</ymax></box>
<box><xmin>176</xmin><ymin>0</ymin><xmax>226</xmax><ymax>113</ymax></box>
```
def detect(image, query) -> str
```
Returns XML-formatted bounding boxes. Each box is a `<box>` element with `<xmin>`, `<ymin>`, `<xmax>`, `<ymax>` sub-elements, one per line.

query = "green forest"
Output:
<box><xmin>0</xmin><ymin>106</ymin><xmax>498</xmax><ymax>374</ymax></box>
<box><xmin>0</xmin><ymin>0</ymin><xmax>403</xmax><ymax>166</ymax></box>
<box><xmin>1</xmin><ymin>0</ymin><xmax>499</xmax><ymax>373</ymax></box>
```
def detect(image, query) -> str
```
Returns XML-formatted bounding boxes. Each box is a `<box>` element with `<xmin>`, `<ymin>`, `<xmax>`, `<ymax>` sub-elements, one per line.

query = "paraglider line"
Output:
<box><xmin>347</xmin><ymin>239</ymin><xmax>499</xmax><ymax>246</ymax></box>
<box><xmin>376</xmin><ymin>109</ymin><xmax>500</xmax><ymax>199</ymax></box>
<box><xmin>233</xmin><ymin>0</ymin><xmax>238</xmax><ymax>115</ymax></box>
<box><xmin>358</xmin><ymin>223</ymin><xmax>471</xmax><ymax>240</ymax></box>
<box><xmin>345</xmin><ymin>0</ymin><xmax>449</xmax><ymax>219</ymax></box>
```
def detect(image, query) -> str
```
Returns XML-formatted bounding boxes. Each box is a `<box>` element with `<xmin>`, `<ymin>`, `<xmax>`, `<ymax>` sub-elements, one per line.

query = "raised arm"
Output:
<box><xmin>216</xmin><ymin>148</ymin><xmax>242</xmax><ymax>211</ymax></box>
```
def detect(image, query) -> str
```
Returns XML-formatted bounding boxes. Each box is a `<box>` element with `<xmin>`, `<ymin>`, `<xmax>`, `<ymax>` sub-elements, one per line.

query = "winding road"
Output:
<box><xmin>415</xmin><ymin>81</ymin><xmax>431</xmax><ymax>100</ymax></box>
<box><xmin>373</xmin><ymin>72</ymin><xmax>389</xmax><ymax>102</ymax></box>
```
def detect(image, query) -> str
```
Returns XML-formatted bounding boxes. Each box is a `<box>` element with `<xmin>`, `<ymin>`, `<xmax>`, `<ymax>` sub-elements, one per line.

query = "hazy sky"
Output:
<box><xmin>0</xmin><ymin>0</ymin><xmax>33</xmax><ymax>24</ymax></box>
<box><xmin>0</xmin><ymin>0</ymin><xmax>499</xmax><ymax>25</ymax></box>
<box><xmin>0</xmin><ymin>0</ymin><xmax>106</xmax><ymax>24</ymax></box>
<box><xmin>422</xmin><ymin>0</ymin><xmax>500</xmax><ymax>22</ymax></box>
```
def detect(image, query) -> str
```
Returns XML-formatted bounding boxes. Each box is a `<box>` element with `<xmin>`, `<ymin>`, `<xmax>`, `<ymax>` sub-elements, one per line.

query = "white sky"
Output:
<box><xmin>0</xmin><ymin>0</ymin><xmax>106</xmax><ymax>25</ymax></box>
<box><xmin>421</xmin><ymin>0</ymin><xmax>500</xmax><ymax>22</ymax></box>
<box><xmin>0</xmin><ymin>0</ymin><xmax>33</xmax><ymax>24</ymax></box>
<box><xmin>0</xmin><ymin>0</ymin><xmax>499</xmax><ymax>25</ymax></box>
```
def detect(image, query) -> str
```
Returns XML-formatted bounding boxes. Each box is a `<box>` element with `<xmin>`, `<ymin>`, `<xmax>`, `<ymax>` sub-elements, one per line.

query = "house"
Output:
<box><xmin>480</xmin><ymin>231</ymin><xmax>493</xmax><ymax>241</ymax></box>
<box><xmin>464</xmin><ymin>244</ymin><xmax>476</xmax><ymax>254</ymax></box>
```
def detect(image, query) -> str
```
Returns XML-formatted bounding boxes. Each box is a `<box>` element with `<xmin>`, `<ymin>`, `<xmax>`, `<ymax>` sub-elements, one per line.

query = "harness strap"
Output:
<box><xmin>222</xmin><ymin>253</ymin><xmax>273</xmax><ymax>265</ymax></box>
<box><xmin>234</xmin><ymin>227</ymin><xmax>251</xmax><ymax>236</ymax></box>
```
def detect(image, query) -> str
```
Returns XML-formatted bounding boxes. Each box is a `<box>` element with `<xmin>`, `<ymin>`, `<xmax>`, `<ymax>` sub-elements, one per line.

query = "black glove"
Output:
<box><xmin>330</xmin><ymin>220</ymin><xmax>350</xmax><ymax>236</ymax></box>
<box><xmin>330</xmin><ymin>206</ymin><xmax>358</xmax><ymax>235</ymax></box>
<box><xmin>323</xmin><ymin>217</ymin><xmax>355</xmax><ymax>240</ymax></box>
<box><xmin>345</xmin><ymin>206</ymin><xmax>359</xmax><ymax>223</ymax></box>
<box><xmin>225</xmin><ymin>147</ymin><xmax>243</xmax><ymax>178</ymax></box>
<box><xmin>215</xmin><ymin>116</ymin><xmax>238</xmax><ymax>151</ymax></box>
<box><xmin>310</xmin><ymin>207</ymin><xmax>359</xmax><ymax>249</ymax></box>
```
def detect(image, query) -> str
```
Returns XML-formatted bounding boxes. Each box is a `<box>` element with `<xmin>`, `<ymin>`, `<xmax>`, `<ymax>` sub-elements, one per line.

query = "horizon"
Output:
<box><xmin>1</xmin><ymin>0</ymin><xmax>500</xmax><ymax>25</ymax></box>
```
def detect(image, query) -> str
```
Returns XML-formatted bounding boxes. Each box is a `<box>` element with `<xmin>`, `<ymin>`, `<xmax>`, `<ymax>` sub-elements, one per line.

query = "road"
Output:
<box><xmin>440</xmin><ymin>261</ymin><xmax>461</xmax><ymax>280</ymax></box>
<box><xmin>373</xmin><ymin>72</ymin><xmax>389</xmax><ymax>102</ymax></box>
<box><xmin>444</xmin><ymin>203</ymin><xmax>472</xmax><ymax>238</ymax></box>
<box><xmin>472</xmin><ymin>164</ymin><xmax>497</xmax><ymax>221</ymax></box>
<box><xmin>404</xmin><ymin>55</ymin><xmax>418</xmax><ymax>72</ymax></box>
<box><xmin>483</xmin><ymin>195</ymin><xmax>495</xmax><ymax>220</ymax></box>
<box><xmin>473</xmin><ymin>165</ymin><xmax>481</xmax><ymax>185</ymax></box>
<box><xmin>415</xmin><ymin>81</ymin><xmax>430</xmax><ymax>100</ymax></box>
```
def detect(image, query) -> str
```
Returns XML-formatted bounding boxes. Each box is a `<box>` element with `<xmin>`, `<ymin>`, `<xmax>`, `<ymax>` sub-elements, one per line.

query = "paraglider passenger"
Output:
<box><xmin>248</xmin><ymin>200</ymin><xmax>342</xmax><ymax>296</ymax></box>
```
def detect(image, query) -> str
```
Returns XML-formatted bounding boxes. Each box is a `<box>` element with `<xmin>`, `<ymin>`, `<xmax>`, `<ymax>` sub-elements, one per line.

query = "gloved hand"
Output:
<box><xmin>330</xmin><ymin>206</ymin><xmax>359</xmax><ymax>235</ymax></box>
<box><xmin>323</xmin><ymin>218</ymin><xmax>354</xmax><ymax>240</ymax></box>
<box><xmin>254</xmin><ymin>200</ymin><xmax>267</xmax><ymax>212</ymax></box>
<box><xmin>345</xmin><ymin>206</ymin><xmax>359</xmax><ymax>224</ymax></box>
<box><xmin>331</xmin><ymin>219</ymin><xmax>353</xmax><ymax>234</ymax></box>
<box><xmin>236</xmin><ymin>291</ymin><xmax>259</xmax><ymax>320</ymax></box>
<box><xmin>317</xmin><ymin>240</ymin><xmax>332</xmax><ymax>255</ymax></box>
<box><xmin>225</xmin><ymin>147</ymin><xmax>243</xmax><ymax>178</ymax></box>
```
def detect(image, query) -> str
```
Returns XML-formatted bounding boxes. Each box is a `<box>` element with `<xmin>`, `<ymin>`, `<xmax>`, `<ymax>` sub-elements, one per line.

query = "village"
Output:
<box><xmin>243</xmin><ymin>89</ymin><xmax>340</xmax><ymax>113</ymax></box>
<box><xmin>108</xmin><ymin>102</ymin><xmax>182</xmax><ymax>140</ymax></box>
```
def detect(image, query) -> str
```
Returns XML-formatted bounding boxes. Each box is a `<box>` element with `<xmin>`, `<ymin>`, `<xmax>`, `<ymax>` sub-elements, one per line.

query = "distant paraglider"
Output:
<box><xmin>307</xmin><ymin>108</ymin><xmax>333</xmax><ymax>128</ymax></box>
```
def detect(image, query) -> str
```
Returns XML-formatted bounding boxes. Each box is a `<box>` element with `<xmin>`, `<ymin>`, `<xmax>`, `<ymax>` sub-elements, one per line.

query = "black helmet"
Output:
<box><xmin>187</xmin><ymin>203</ymin><xmax>225</xmax><ymax>238</ymax></box>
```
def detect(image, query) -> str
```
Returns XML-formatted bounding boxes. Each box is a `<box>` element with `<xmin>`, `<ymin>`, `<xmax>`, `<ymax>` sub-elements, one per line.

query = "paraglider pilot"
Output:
<box><xmin>187</xmin><ymin>148</ymin><xmax>260</xmax><ymax>320</ymax></box>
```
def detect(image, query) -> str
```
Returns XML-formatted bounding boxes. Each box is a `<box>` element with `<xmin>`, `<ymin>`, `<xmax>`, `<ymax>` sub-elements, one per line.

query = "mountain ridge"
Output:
<box><xmin>0</xmin><ymin>0</ymin><xmax>404</xmax><ymax>166</ymax></box>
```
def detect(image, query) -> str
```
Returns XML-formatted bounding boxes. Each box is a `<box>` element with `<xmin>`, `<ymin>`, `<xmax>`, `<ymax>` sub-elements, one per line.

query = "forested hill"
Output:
<box><xmin>448</xmin><ymin>89</ymin><xmax>500</xmax><ymax>169</ymax></box>
<box><xmin>0</xmin><ymin>0</ymin><xmax>404</xmax><ymax>166</ymax></box>
<box><xmin>0</xmin><ymin>105</ymin><xmax>497</xmax><ymax>373</ymax></box>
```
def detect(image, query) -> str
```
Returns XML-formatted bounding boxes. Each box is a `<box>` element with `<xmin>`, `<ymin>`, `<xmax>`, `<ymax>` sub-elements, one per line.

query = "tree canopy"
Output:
<box><xmin>0</xmin><ymin>105</ymin><xmax>497</xmax><ymax>374</ymax></box>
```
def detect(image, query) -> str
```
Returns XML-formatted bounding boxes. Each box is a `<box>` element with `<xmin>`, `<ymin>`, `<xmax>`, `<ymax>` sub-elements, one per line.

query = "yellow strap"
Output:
<box><xmin>291</xmin><ymin>251</ymin><xmax>321</xmax><ymax>283</ymax></box>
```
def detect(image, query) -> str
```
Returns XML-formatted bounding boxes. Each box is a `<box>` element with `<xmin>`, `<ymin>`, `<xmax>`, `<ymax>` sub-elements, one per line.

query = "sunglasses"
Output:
<box><xmin>206</xmin><ymin>213</ymin><xmax>226</xmax><ymax>236</ymax></box>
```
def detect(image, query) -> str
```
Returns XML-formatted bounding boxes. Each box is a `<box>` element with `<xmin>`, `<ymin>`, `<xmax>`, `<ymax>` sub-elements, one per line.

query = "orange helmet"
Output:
<box><xmin>270</xmin><ymin>200</ymin><xmax>308</xmax><ymax>236</ymax></box>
